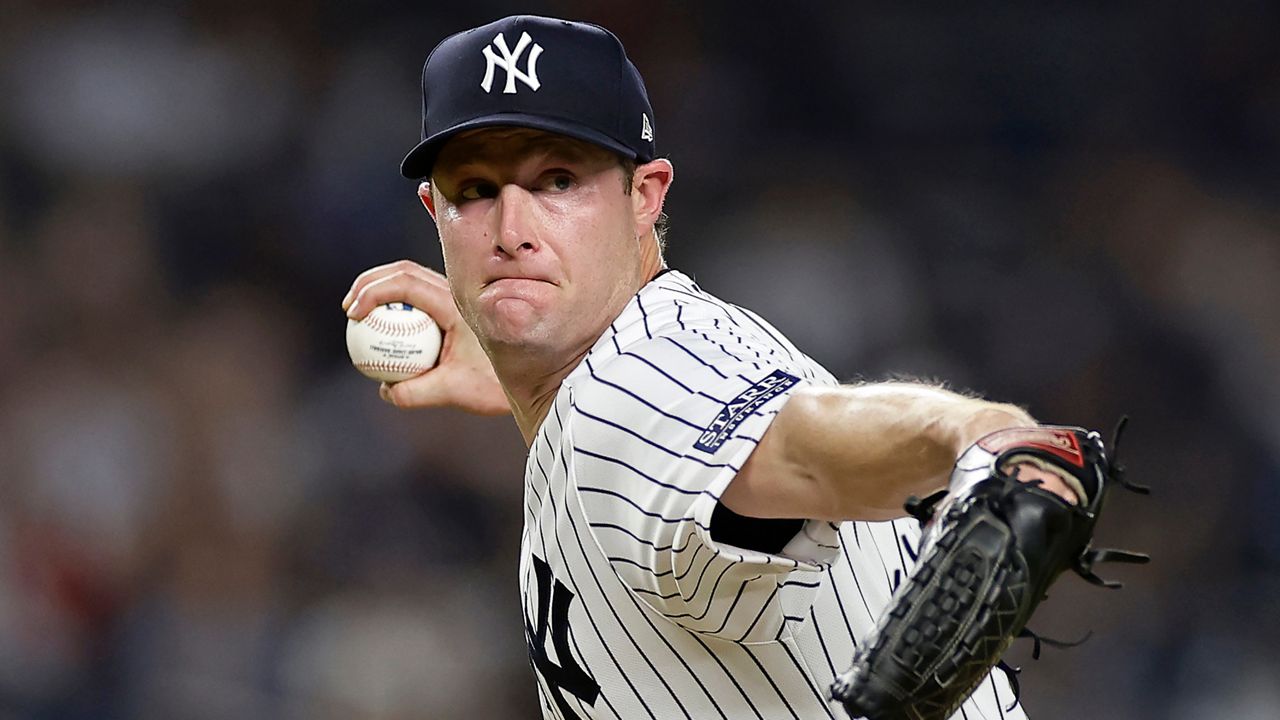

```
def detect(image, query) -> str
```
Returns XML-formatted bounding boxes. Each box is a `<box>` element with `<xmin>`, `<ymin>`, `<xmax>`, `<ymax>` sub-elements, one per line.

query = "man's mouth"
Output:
<box><xmin>483</xmin><ymin>275</ymin><xmax>555</xmax><ymax>287</ymax></box>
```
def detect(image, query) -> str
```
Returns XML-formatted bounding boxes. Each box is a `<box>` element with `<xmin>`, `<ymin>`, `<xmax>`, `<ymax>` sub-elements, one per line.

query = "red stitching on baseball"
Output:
<box><xmin>362</xmin><ymin>312</ymin><xmax>435</xmax><ymax>338</ymax></box>
<box><xmin>355</xmin><ymin>360</ymin><xmax>432</xmax><ymax>376</ymax></box>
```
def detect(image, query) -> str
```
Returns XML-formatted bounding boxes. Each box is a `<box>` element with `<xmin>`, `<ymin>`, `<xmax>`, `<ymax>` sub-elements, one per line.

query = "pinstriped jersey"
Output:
<box><xmin>520</xmin><ymin>270</ymin><xmax>1028</xmax><ymax>720</ymax></box>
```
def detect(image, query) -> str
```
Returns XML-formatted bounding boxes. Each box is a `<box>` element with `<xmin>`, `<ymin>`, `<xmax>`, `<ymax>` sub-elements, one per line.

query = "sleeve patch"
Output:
<box><xmin>693</xmin><ymin>369</ymin><xmax>798</xmax><ymax>453</ymax></box>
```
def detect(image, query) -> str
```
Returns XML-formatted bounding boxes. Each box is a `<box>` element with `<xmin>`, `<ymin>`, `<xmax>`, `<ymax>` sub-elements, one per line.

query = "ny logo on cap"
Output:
<box><xmin>480</xmin><ymin>31</ymin><xmax>543</xmax><ymax>94</ymax></box>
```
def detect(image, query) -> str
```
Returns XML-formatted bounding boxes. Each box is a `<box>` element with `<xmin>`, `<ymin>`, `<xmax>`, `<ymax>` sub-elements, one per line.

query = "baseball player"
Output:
<box><xmin>343</xmin><ymin>15</ymin><xmax>1142</xmax><ymax>720</ymax></box>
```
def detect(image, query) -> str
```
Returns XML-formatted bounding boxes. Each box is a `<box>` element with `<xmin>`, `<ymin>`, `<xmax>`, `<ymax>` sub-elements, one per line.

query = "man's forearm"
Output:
<box><xmin>722</xmin><ymin>383</ymin><xmax>1035</xmax><ymax>522</ymax></box>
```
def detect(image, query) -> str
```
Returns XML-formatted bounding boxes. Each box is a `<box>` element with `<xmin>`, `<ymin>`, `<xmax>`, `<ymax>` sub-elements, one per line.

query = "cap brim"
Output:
<box><xmin>400</xmin><ymin>113</ymin><xmax>639</xmax><ymax>179</ymax></box>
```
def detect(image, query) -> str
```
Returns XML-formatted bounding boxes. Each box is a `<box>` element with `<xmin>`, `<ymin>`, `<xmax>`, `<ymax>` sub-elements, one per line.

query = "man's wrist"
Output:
<box><xmin>958</xmin><ymin>405</ymin><xmax>1037</xmax><ymax>454</ymax></box>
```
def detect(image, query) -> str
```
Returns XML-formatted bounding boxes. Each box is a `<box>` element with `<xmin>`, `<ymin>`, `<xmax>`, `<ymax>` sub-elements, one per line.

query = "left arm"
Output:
<box><xmin>721</xmin><ymin>382</ymin><xmax>1071</xmax><ymax>522</ymax></box>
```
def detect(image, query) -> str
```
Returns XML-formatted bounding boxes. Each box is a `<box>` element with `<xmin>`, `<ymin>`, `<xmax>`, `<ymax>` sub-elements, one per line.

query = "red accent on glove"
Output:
<box><xmin>977</xmin><ymin>427</ymin><xmax>1085</xmax><ymax>468</ymax></box>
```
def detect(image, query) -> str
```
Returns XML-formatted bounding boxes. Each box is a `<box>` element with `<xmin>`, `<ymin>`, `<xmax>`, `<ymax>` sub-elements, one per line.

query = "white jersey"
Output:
<box><xmin>520</xmin><ymin>270</ymin><xmax>1027</xmax><ymax>720</ymax></box>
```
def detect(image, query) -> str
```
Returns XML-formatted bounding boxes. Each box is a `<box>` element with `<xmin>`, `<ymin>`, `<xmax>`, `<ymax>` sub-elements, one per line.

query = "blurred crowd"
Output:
<box><xmin>1</xmin><ymin>1</ymin><xmax>1278</xmax><ymax>718</ymax></box>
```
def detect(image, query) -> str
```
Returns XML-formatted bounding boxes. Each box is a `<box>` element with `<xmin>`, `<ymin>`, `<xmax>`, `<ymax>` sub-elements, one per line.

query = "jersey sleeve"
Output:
<box><xmin>568</xmin><ymin>330</ymin><xmax>841</xmax><ymax>642</ymax></box>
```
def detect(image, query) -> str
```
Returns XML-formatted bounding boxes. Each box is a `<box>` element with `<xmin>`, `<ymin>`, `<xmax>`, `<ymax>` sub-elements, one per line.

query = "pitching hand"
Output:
<box><xmin>343</xmin><ymin>260</ymin><xmax>510</xmax><ymax>415</ymax></box>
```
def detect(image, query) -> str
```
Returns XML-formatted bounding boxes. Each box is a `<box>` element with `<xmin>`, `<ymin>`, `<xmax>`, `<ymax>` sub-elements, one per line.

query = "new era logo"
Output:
<box><xmin>481</xmin><ymin>31</ymin><xmax>543</xmax><ymax>94</ymax></box>
<box><xmin>640</xmin><ymin>113</ymin><xmax>653</xmax><ymax>142</ymax></box>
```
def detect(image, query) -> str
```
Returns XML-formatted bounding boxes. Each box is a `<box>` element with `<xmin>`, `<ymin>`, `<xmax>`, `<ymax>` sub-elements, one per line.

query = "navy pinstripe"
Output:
<box><xmin>518</xmin><ymin>270</ymin><xmax>1027</xmax><ymax>720</ymax></box>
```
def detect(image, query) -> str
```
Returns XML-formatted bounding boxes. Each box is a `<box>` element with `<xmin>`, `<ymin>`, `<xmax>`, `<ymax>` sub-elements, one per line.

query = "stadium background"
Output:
<box><xmin>1</xmin><ymin>1</ymin><xmax>1277</xmax><ymax>718</ymax></box>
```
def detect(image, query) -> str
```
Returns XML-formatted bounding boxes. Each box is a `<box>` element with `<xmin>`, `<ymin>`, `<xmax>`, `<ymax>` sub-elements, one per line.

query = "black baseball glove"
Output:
<box><xmin>830</xmin><ymin>423</ymin><xmax>1148</xmax><ymax>720</ymax></box>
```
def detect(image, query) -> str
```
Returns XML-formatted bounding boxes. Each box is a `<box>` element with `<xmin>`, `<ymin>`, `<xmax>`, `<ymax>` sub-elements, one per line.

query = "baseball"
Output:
<box><xmin>346</xmin><ymin>302</ymin><xmax>443</xmax><ymax>383</ymax></box>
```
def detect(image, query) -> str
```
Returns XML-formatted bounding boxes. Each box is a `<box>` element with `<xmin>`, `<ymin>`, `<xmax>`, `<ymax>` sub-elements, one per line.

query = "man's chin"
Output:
<box><xmin>476</xmin><ymin>314</ymin><xmax>553</xmax><ymax>352</ymax></box>
<box><xmin>479</xmin><ymin>299</ymin><xmax>544</xmax><ymax>337</ymax></box>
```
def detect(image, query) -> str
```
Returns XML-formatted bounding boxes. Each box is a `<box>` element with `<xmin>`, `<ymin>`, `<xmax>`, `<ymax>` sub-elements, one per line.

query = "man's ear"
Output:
<box><xmin>418</xmin><ymin>181</ymin><xmax>437</xmax><ymax>221</ymax></box>
<box><xmin>631</xmin><ymin>159</ymin><xmax>673</xmax><ymax>234</ymax></box>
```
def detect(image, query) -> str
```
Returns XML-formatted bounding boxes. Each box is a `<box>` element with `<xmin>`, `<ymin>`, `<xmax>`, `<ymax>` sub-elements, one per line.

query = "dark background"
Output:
<box><xmin>1</xmin><ymin>1</ymin><xmax>1277</xmax><ymax>718</ymax></box>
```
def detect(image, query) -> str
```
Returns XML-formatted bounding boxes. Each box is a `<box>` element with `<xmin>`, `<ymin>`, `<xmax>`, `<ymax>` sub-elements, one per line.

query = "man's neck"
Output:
<box><xmin>492</xmin><ymin>341</ymin><xmax>595</xmax><ymax>446</ymax></box>
<box><xmin>495</xmin><ymin>255</ymin><xmax>667</xmax><ymax>446</ymax></box>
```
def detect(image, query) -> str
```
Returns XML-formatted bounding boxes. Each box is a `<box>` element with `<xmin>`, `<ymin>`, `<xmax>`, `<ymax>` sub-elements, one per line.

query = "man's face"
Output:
<box><xmin>426</xmin><ymin>128</ymin><xmax>649</xmax><ymax>360</ymax></box>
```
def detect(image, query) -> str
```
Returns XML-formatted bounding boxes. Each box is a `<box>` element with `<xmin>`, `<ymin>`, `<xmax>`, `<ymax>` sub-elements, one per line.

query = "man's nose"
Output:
<box><xmin>494</xmin><ymin>184</ymin><xmax>541</xmax><ymax>256</ymax></box>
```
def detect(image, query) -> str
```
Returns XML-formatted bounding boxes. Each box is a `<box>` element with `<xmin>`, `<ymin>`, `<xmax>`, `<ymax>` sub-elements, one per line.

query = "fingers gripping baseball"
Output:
<box><xmin>343</xmin><ymin>261</ymin><xmax>510</xmax><ymax>415</ymax></box>
<box><xmin>380</xmin><ymin>349</ymin><xmax>511</xmax><ymax>415</ymax></box>
<box><xmin>343</xmin><ymin>260</ymin><xmax>453</xmax><ymax>323</ymax></box>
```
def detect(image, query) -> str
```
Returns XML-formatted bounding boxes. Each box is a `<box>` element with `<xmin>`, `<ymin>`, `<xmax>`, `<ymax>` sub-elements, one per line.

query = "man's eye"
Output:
<box><xmin>543</xmin><ymin>174</ymin><xmax>574</xmax><ymax>192</ymax></box>
<box><xmin>459</xmin><ymin>183</ymin><xmax>498</xmax><ymax>201</ymax></box>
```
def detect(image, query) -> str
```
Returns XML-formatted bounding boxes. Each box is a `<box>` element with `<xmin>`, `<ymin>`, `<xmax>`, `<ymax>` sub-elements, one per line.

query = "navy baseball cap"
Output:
<box><xmin>400</xmin><ymin>15</ymin><xmax>657</xmax><ymax>179</ymax></box>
